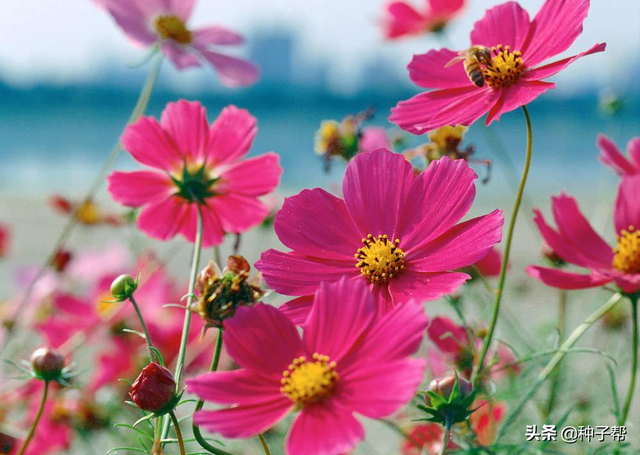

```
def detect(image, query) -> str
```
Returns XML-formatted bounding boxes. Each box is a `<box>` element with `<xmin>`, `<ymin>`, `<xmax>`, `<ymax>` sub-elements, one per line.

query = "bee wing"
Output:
<box><xmin>444</xmin><ymin>54</ymin><xmax>466</xmax><ymax>68</ymax></box>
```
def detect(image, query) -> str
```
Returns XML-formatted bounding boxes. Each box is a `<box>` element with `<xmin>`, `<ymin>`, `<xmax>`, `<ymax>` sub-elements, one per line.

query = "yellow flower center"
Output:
<box><xmin>355</xmin><ymin>234</ymin><xmax>405</xmax><ymax>284</ymax></box>
<box><xmin>154</xmin><ymin>15</ymin><xmax>192</xmax><ymax>44</ymax></box>
<box><xmin>281</xmin><ymin>354</ymin><xmax>338</xmax><ymax>406</ymax></box>
<box><xmin>613</xmin><ymin>226</ymin><xmax>640</xmax><ymax>274</ymax></box>
<box><xmin>483</xmin><ymin>45</ymin><xmax>524</xmax><ymax>88</ymax></box>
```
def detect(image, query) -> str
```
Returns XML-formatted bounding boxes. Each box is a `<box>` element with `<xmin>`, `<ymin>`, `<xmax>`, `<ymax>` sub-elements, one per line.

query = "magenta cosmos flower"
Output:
<box><xmin>94</xmin><ymin>0</ymin><xmax>259</xmax><ymax>87</ymax></box>
<box><xmin>187</xmin><ymin>278</ymin><xmax>428</xmax><ymax>455</ymax></box>
<box><xmin>390</xmin><ymin>0</ymin><xmax>606</xmax><ymax>133</ymax></box>
<box><xmin>256</xmin><ymin>148</ymin><xmax>503</xmax><ymax>324</ymax></box>
<box><xmin>526</xmin><ymin>179</ymin><xmax>640</xmax><ymax>293</ymax></box>
<box><xmin>108</xmin><ymin>100</ymin><xmax>281</xmax><ymax>247</ymax></box>
<box><xmin>598</xmin><ymin>134</ymin><xmax>640</xmax><ymax>177</ymax></box>
<box><xmin>382</xmin><ymin>0</ymin><xmax>465</xmax><ymax>40</ymax></box>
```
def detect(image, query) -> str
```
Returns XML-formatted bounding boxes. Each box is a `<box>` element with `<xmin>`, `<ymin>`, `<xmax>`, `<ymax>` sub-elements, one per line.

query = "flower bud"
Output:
<box><xmin>428</xmin><ymin>376</ymin><xmax>473</xmax><ymax>402</ymax></box>
<box><xmin>110</xmin><ymin>274</ymin><xmax>137</xmax><ymax>302</ymax></box>
<box><xmin>31</xmin><ymin>347</ymin><xmax>65</xmax><ymax>382</ymax></box>
<box><xmin>419</xmin><ymin>374</ymin><xmax>477</xmax><ymax>428</ymax></box>
<box><xmin>51</xmin><ymin>249</ymin><xmax>73</xmax><ymax>273</ymax></box>
<box><xmin>130</xmin><ymin>363</ymin><xmax>177</xmax><ymax>414</ymax></box>
<box><xmin>0</xmin><ymin>431</ymin><xmax>17</xmax><ymax>454</ymax></box>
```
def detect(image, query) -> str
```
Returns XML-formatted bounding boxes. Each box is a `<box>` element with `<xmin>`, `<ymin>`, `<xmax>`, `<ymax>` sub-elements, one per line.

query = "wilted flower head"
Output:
<box><xmin>94</xmin><ymin>0</ymin><xmax>259</xmax><ymax>87</ymax></box>
<box><xmin>130</xmin><ymin>362</ymin><xmax>178</xmax><ymax>415</ymax></box>
<box><xmin>382</xmin><ymin>0</ymin><xmax>465</xmax><ymax>40</ymax></box>
<box><xmin>315</xmin><ymin>109</ymin><xmax>389</xmax><ymax>171</ymax></box>
<box><xmin>391</xmin><ymin>0</ymin><xmax>605</xmax><ymax>133</ymax></box>
<box><xmin>191</xmin><ymin>256</ymin><xmax>263</xmax><ymax>328</ymax></box>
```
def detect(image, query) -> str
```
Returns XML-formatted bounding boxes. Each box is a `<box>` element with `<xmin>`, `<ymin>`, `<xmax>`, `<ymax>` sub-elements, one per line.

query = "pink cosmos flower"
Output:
<box><xmin>360</xmin><ymin>127</ymin><xmax>391</xmax><ymax>154</ymax></box>
<box><xmin>598</xmin><ymin>134</ymin><xmax>640</xmax><ymax>177</ymax></box>
<box><xmin>382</xmin><ymin>0</ymin><xmax>465</xmax><ymax>40</ymax></box>
<box><xmin>256</xmin><ymin>149</ymin><xmax>503</xmax><ymax>324</ymax></box>
<box><xmin>94</xmin><ymin>0</ymin><xmax>259</xmax><ymax>87</ymax></box>
<box><xmin>526</xmin><ymin>180</ymin><xmax>640</xmax><ymax>293</ymax></box>
<box><xmin>471</xmin><ymin>247</ymin><xmax>503</xmax><ymax>278</ymax></box>
<box><xmin>427</xmin><ymin>316</ymin><xmax>518</xmax><ymax>379</ymax></box>
<box><xmin>187</xmin><ymin>278</ymin><xmax>428</xmax><ymax>455</ymax></box>
<box><xmin>108</xmin><ymin>100</ymin><xmax>282</xmax><ymax>247</ymax></box>
<box><xmin>390</xmin><ymin>0</ymin><xmax>606</xmax><ymax>133</ymax></box>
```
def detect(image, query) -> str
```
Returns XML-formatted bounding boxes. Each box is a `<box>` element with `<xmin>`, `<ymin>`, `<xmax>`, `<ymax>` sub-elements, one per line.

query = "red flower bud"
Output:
<box><xmin>30</xmin><ymin>347</ymin><xmax>65</xmax><ymax>381</ymax></box>
<box><xmin>130</xmin><ymin>363</ymin><xmax>177</xmax><ymax>414</ymax></box>
<box><xmin>51</xmin><ymin>249</ymin><xmax>73</xmax><ymax>273</ymax></box>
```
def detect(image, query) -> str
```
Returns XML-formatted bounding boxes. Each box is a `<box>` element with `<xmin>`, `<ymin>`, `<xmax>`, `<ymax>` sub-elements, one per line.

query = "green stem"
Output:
<box><xmin>619</xmin><ymin>295</ymin><xmax>639</xmax><ymax>426</ymax></box>
<box><xmin>0</xmin><ymin>54</ymin><xmax>163</xmax><ymax>360</ymax></box>
<box><xmin>438</xmin><ymin>426</ymin><xmax>450</xmax><ymax>455</ymax></box>
<box><xmin>192</xmin><ymin>329</ymin><xmax>234</xmax><ymax>455</ymax></box>
<box><xmin>545</xmin><ymin>290</ymin><xmax>568</xmax><ymax>419</ymax></box>
<box><xmin>380</xmin><ymin>419</ymin><xmax>423</xmax><ymax>450</ymax></box>
<box><xmin>17</xmin><ymin>381</ymin><xmax>50</xmax><ymax>455</ymax></box>
<box><xmin>472</xmin><ymin>105</ymin><xmax>534</xmax><ymax>386</ymax></box>
<box><xmin>128</xmin><ymin>295</ymin><xmax>157</xmax><ymax>362</ymax></box>
<box><xmin>495</xmin><ymin>292</ymin><xmax>622</xmax><ymax>442</ymax></box>
<box><xmin>258</xmin><ymin>434</ymin><xmax>271</xmax><ymax>455</ymax></box>
<box><xmin>169</xmin><ymin>411</ymin><xmax>187</xmax><ymax>455</ymax></box>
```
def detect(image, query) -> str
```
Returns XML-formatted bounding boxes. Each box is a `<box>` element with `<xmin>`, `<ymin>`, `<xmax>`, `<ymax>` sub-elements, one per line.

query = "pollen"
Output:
<box><xmin>613</xmin><ymin>226</ymin><xmax>640</xmax><ymax>274</ymax></box>
<box><xmin>483</xmin><ymin>45</ymin><xmax>525</xmax><ymax>88</ymax></box>
<box><xmin>355</xmin><ymin>234</ymin><xmax>405</xmax><ymax>284</ymax></box>
<box><xmin>281</xmin><ymin>354</ymin><xmax>339</xmax><ymax>406</ymax></box>
<box><xmin>154</xmin><ymin>15</ymin><xmax>193</xmax><ymax>45</ymax></box>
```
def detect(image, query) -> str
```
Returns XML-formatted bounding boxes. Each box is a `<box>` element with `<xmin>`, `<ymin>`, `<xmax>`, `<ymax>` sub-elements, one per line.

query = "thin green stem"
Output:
<box><xmin>128</xmin><ymin>295</ymin><xmax>156</xmax><ymax>362</ymax></box>
<box><xmin>0</xmin><ymin>54</ymin><xmax>163</xmax><ymax>360</ymax></box>
<box><xmin>619</xmin><ymin>296</ymin><xmax>638</xmax><ymax>426</ymax></box>
<box><xmin>161</xmin><ymin>207</ymin><xmax>204</xmax><ymax>441</ymax></box>
<box><xmin>192</xmin><ymin>329</ymin><xmax>235</xmax><ymax>455</ymax></box>
<box><xmin>380</xmin><ymin>419</ymin><xmax>423</xmax><ymax>450</ymax></box>
<box><xmin>17</xmin><ymin>381</ymin><xmax>50</xmax><ymax>455</ymax></box>
<box><xmin>257</xmin><ymin>434</ymin><xmax>271</xmax><ymax>455</ymax></box>
<box><xmin>213</xmin><ymin>245</ymin><xmax>222</xmax><ymax>269</ymax></box>
<box><xmin>472</xmin><ymin>105</ymin><xmax>533</xmax><ymax>386</ymax></box>
<box><xmin>169</xmin><ymin>412</ymin><xmax>187</xmax><ymax>455</ymax></box>
<box><xmin>495</xmin><ymin>292</ymin><xmax>622</xmax><ymax>442</ymax></box>
<box><xmin>545</xmin><ymin>290</ymin><xmax>568</xmax><ymax>420</ymax></box>
<box><xmin>438</xmin><ymin>427</ymin><xmax>451</xmax><ymax>455</ymax></box>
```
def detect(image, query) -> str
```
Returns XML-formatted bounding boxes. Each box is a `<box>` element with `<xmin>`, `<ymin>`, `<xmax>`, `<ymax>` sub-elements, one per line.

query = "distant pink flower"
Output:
<box><xmin>256</xmin><ymin>149</ymin><xmax>503</xmax><ymax>324</ymax></box>
<box><xmin>94</xmin><ymin>0</ymin><xmax>259</xmax><ymax>87</ymax></box>
<box><xmin>382</xmin><ymin>0</ymin><xmax>465</xmax><ymax>40</ymax></box>
<box><xmin>390</xmin><ymin>0</ymin><xmax>605</xmax><ymax>133</ymax></box>
<box><xmin>0</xmin><ymin>223</ymin><xmax>9</xmax><ymax>258</ymax></box>
<box><xmin>401</xmin><ymin>423</ymin><xmax>457</xmax><ymax>455</ymax></box>
<box><xmin>108</xmin><ymin>100</ymin><xmax>281</xmax><ymax>247</ymax></box>
<box><xmin>598</xmin><ymin>134</ymin><xmax>640</xmax><ymax>177</ymax></box>
<box><xmin>526</xmin><ymin>181</ymin><xmax>640</xmax><ymax>293</ymax></box>
<box><xmin>187</xmin><ymin>278</ymin><xmax>428</xmax><ymax>455</ymax></box>
<box><xmin>360</xmin><ymin>127</ymin><xmax>390</xmax><ymax>154</ymax></box>
<box><xmin>472</xmin><ymin>247</ymin><xmax>502</xmax><ymax>278</ymax></box>
<box><xmin>428</xmin><ymin>316</ymin><xmax>518</xmax><ymax>379</ymax></box>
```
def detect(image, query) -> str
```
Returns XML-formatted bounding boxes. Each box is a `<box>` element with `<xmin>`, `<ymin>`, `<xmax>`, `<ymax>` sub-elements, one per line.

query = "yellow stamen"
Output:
<box><xmin>154</xmin><ymin>15</ymin><xmax>192</xmax><ymax>44</ymax></box>
<box><xmin>355</xmin><ymin>234</ymin><xmax>405</xmax><ymax>284</ymax></box>
<box><xmin>483</xmin><ymin>45</ymin><xmax>524</xmax><ymax>88</ymax></box>
<box><xmin>281</xmin><ymin>354</ymin><xmax>338</xmax><ymax>406</ymax></box>
<box><xmin>613</xmin><ymin>226</ymin><xmax>640</xmax><ymax>274</ymax></box>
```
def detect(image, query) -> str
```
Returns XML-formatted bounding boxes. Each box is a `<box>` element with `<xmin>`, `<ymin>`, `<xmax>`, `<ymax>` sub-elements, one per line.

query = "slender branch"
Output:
<box><xmin>495</xmin><ymin>292</ymin><xmax>623</xmax><ymax>441</ymax></box>
<box><xmin>545</xmin><ymin>290</ymin><xmax>568</xmax><ymax>419</ymax></box>
<box><xmin>619</xmin><ymin>295</ymin><xmax>639</xmax><ymax>426</ymax></box>
<box><xmin>438</xmin><ymin>426</ymin><xmax>450</xmax><ymax>455</ymax></box>
<box><xmin>0</xmin><ymin>54</ymin><xmax>163</xmax><ymax>360</ymax></box>
<box><xmin>472</xmin><ymin>105</ymin><xmax>534</xmax><ymax>385</ymax></box>
<box><xmin>17</xmin><ymin>381</ymin><xmax>50</xmax><ymax>455</ymax></box>
<box><xmin>258</xmin><ymin>434</ymin><xmax>271</xmax><ymax>455</ymax></box>
<box><xmin>169</xmin><ymin>412</ymin><xmax>187</xmax><ymax>455</ymax></box>
<box><xmin>380</xmin><ymin>419</ymin><xmax>423</xmax><ymax>450</ymax></box>
<box><xmin>128</xmin><ymin>294</ymin><xmax>157</xmax><ymax>362</ymax></box>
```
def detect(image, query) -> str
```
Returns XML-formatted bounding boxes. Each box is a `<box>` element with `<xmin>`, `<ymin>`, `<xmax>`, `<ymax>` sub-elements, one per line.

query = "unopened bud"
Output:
<box><xmin>428</xmin><ymin>376</ymin><xmax>473</xmax><ymax>402</ymax></box>
<box><xmin>31</xmin><ymin>347</ymin><xmax>65</xmax><ymax>381</ymax></box>
<box><xmin>130</xmin><ymin>363</ymin><xmax>178</xmax><ymax>414</ymax></box>
<box><xmin>110</xmin><ymin>274</ymin><xmax>137</xmax><ymax>302</ymax></box>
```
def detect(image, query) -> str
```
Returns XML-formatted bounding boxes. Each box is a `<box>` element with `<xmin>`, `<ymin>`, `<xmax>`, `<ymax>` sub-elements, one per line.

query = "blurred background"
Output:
<box><xmin>0</xmin><ymin>1</ymin><xmax>639</xmax><ymax>452</ymax></box>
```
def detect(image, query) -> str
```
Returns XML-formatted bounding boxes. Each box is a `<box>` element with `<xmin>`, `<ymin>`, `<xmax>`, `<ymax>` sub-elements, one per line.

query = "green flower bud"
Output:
<box><xmin>110</xmin><ymin>274</ymin><xmax>138</xmax><ymax>302</ymax></box>
<box><xmin>31</xmin><ymin>347</ymin><xmax>66</xmax><ymax>382</ymax></box>
<box><xmin>418</xmin><ymin>374</ymin><xmax>477</xmax><ymax>429</ymax></box>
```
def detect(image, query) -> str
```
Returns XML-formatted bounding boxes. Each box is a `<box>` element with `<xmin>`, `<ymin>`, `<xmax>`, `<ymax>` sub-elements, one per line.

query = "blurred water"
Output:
<box><xmin>0</xmin><ymin>83</ymin><xmax>638</xmax><ymax>202</ymax></box>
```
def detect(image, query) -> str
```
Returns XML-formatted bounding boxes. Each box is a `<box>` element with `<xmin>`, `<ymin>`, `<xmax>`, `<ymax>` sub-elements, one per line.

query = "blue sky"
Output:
<box><xmin>0</xmin><ymin>0</ymin><xmax>638</xmax><ymax>93</ymax></box>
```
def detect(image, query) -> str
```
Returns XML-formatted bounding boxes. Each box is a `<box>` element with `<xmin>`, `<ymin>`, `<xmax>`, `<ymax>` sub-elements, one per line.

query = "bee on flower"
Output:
<box><xmin>315</xmin><ymin>109</ymin><xmax>390</xmax><ymax>172</ymax></box>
